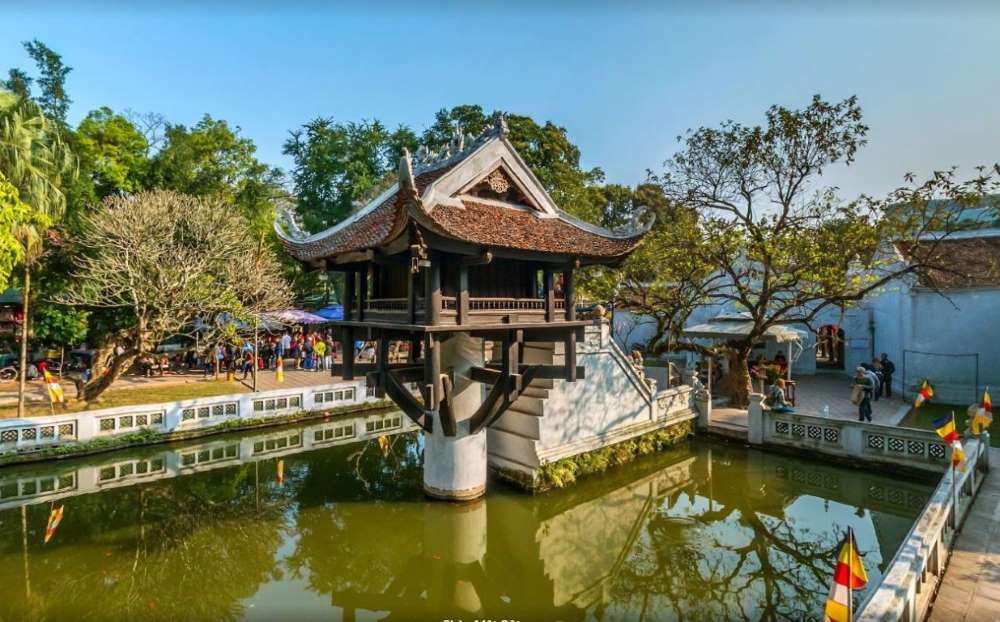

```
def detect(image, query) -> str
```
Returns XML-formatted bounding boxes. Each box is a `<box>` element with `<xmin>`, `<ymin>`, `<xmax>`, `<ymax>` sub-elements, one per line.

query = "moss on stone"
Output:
<box><xmin>532</xmin><ymin>419</ymin><xmax>693</xmax><ymax>492</ymax></box>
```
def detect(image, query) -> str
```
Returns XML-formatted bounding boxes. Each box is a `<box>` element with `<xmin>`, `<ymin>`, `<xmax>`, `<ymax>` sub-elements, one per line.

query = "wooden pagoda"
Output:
<box><xmin>277</xmin><ymin>114</ymin><xmax>650</xmax><ymax>439</ymax></box>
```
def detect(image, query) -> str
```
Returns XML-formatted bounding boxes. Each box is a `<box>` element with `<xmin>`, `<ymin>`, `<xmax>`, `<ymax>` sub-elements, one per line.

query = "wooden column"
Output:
<box><xmin>406</xmin><ymin>264</ymin><xmax>416</xmax><ymax>324</ymax></box>
<box><xmin>357</xmin><ymin>265</ymin><xmax>367</xmax><ymax>322</ymax></box>
<box><xmin>425</xmin><ymin>254</ymin><xmax>441</xmax><ymax>326</ymax></box>
<box><xmin>457</xmin><ymin>263</ymin><xmax>469</xmax><ymax>325</ymax></box>
<box><xmin>344</xmin><ymin>270</ymin><xmax>356</xmax><ymax>321</ymax></box>
<box><xmin>563</xmin><ymin>267</ymin><xmax>576</xmax><ymax>321</ymax></box>
<box><xmin>504</xmin><ymin>330</ymin><xmax>522</xmax><ymax>402</ymax></box>
<box><xmin>374</xmin><ymin>330</ymin><xmax>388</xmax><ymax>398</ymax></box>
<box><xmin>342</xmin><ymin>327</ymin><xmax>355</xmax><ymax>380</ymax></box>
<box><xmin>423</xmin><ymin>334</ymin><xmax>440</xmax><ymax>410</ymax></box>
<box><xmin>543</xmin><ymin>268</ymin><xmax>555</xmax><ymax>322</ymax></box>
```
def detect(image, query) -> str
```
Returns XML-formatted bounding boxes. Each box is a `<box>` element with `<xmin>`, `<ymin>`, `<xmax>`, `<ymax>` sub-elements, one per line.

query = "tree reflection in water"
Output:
<box><xmin>0</xmin><ymin>423</ymin><xmax>932</xmax><ymax>622</ymax></box>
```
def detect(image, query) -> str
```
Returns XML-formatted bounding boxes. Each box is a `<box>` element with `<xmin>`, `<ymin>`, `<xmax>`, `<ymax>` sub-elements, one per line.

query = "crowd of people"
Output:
<box><xmin>851</xmin><ymin>353</ymin><xmax>896</xmax><ymax>422</ymax></box>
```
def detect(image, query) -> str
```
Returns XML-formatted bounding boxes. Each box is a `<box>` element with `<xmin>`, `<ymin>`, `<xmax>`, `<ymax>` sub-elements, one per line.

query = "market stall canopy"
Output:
<box><xmin>265</xmin><ymin>309</ymin><xmax>329</xmax><ymax>325</ymax></box>
<box><xmin>313</xmin><ymin>304</ymin><xmax>344</xmax><ymax>321</ymax></box>
<box><xmin>683</xmin><ymin>314</ymin><xmax>805</xmax><ymax>343</ymax></box>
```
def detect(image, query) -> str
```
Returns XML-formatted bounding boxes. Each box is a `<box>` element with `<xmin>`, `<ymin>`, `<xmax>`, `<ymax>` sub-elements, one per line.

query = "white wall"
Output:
<box><xmin>905</xmin><ymin>288</ymin><xmax>1000</xmax><ymax>403</ymax></box>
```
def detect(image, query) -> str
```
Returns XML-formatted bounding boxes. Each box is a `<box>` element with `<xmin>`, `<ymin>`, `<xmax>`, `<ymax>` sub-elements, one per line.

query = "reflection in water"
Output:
<box><xmin>0</xmin><ymin>413</ymin><xmax>934</xmax><ymax>622</ymax></box>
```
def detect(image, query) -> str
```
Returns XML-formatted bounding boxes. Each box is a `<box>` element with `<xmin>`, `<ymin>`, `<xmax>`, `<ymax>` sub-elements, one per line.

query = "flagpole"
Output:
<box><xmin>847</xmin><ymin>526</ymin><xmax>854</xmax><ymax>622</ymax></box>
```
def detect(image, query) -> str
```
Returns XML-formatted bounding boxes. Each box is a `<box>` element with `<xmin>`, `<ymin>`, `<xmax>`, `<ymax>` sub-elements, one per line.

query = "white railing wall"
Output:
<box><xmin>0</xmin><ymin>379</ymin><xmax>374</xmax><ymax>456</ymax></box>
<box><xmin>0</xmin><ymin>408</ymin><xmax>418</xmax><ymax>511</ymax></box>
<box><xmin>748</xmin><ymin>395</ymin><xmax>951</xmax><ymax>474</ymax></box>
<box><xmin>858</xmin><ymin>432</ymin><xmax>990</xmax><ymax>622</ymax></box>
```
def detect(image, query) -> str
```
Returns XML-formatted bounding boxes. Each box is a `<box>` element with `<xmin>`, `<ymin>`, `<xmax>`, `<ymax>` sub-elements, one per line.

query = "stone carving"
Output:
<box><xmin>485</xmin><ymin>169</ymin><xmax>511</xmax><ymax>194</ymax></box>
<box><xmin>277</xmin><ymin>203</ymin><xmax>308</xmax><ymax>241</ymax></box>
<box><xmin>411</xmin><ymin>112</ymin><xmax>511</xmax><ymax>174</ymax></box>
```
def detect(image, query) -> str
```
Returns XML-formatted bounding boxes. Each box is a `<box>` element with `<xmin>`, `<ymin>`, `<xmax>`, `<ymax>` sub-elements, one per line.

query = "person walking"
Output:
<box><xmin>852</xmin><ymin>366</ymin><xmax>876</xmax><ymax>422</ymax></box>
<box><xmin>314</xmin><ymin>338</ymin><xmax>326</xmax><ymax>372</ymax></box>
<box><xmin>870</xmin><ymin>359</ymin><xmax>884</xmax><ymax>401</ymax></box>
<box><xmin>880</xmin><ymin>353</ymin><xmax>895</xmax><ymax>397</ymax></box>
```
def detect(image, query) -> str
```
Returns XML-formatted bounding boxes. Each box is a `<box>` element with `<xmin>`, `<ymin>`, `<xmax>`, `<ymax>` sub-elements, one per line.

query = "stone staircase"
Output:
<box><xmin>487</xmin><ymin>323</ymin><xmax>697</xmax><ymax>480</ymax></box>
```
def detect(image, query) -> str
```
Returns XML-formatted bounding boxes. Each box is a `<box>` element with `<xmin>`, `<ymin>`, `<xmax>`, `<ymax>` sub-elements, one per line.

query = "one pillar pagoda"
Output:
<box><xmin>277</xmin><ymin>114</ymin><xmax>649</xmax><ymax>500</ymax></box>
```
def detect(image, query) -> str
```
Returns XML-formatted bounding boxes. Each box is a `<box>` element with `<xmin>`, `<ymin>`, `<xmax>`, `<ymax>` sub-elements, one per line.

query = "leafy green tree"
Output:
<box><xmin>284</xmin><ymin>118</ymin><xmax>415</xmax><ymax>230</ymax></box>
<box><xmin>3</xmin><ymin>69</ymin><xmax>32</xmax><ymax>100</ymax></box>
<box><xmin>74</xmin><ymin>106</ymin><xmax>149</xmax><ymax>198</ymax></box>
<box><xmin>147</xmin><ymin>114</ymin><xmax>282</xmax><ymax>234</ymax></box>
<box><xmin>0</xmin><ymin>173</ymin><xmax>36</xmax><ymax>289</ymax></box>
<box><xmin>23</xmin><ymin>40</ymin><xmax>72</xmax><ymax>125</ymax></box>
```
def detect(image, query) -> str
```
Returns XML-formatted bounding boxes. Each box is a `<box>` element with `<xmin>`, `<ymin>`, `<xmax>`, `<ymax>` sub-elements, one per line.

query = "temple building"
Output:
<box><xmin>277</xmin><ymin>114</ymin><xmax>650</xmax><ymax>499</ymax></box>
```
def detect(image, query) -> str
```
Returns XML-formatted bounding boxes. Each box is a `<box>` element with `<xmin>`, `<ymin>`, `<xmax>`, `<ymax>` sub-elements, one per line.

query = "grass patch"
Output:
<box><xmin>899</xmin><ymin>402</ymin><xmax>998</xmax><ymax>448</ymax></box>
<box><xmin>0</xmin><ymin>381</ymin><xmax>250</xmax><ymax>419</ymax></box>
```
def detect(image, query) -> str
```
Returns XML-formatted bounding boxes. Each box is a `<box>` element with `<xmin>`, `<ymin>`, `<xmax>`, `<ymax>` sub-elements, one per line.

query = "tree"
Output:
<box><xmin>0</xmin><ymin>90</ymin><xmax>74</xmax><ymax>219</ymax></box>
<box><xmin>656</xmin><ymin>95</ymin><xmax>1000</xmax><ymax>406</ymax></box>
<box><xmin>74</xmin><ymin>106</ymin><xmax>149</xmax><ymax>198</ymax></box>
<box><xmin>581</xmin><ymin>183</ymin><xmax>712</xmax><ymax>356</ymax></box>
<box><xmin>22</xmin><ymin>40</ymin><xmax>72</xmax><ymax>125</ymax></box>
<box><xmin>0</xmin><ymin>173</ymin><xmax>35</xmax><ymax>289</ymax></box>
<box><xmin>283</xmin><ymin>118</ymin><xmax>410</xmax><ymax>231</ymax></box>
<box><xmin>3</xmin><ymin>69</ymin><xmax>32</xmax><ymax>100</ymax></box>
<box><xmin>59</xmin><ymin>190</ymin><xmax>293</xmax><ymax>402</ymax></box>
<box><xmin>147</xmin><ymin>114</ymin><xmax>283</xmax><ymax>234</ymax></box>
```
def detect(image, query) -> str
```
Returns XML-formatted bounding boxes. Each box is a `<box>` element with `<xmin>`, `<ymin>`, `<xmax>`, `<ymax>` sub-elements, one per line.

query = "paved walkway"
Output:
<box><xmin>928</xmin><ymin>448</ymin><xmax>1000</xmax><ymax>622</ymax></box>
<box><xmin>708</xmin><ymin>372</ymin><xmax>909</xmax><ymax>431</ymax></box>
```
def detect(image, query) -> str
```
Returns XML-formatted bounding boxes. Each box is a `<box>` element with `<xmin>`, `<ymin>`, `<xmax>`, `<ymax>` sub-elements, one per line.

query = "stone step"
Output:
<box><xmin>521</xmin><ymin>386</ymin><xmax>550</xmax><ymax>400</ymax></box>
<box><xmin>491</xmin><ymin>410</ymin><xmax>541</xmax><ymax>440</ymax></box>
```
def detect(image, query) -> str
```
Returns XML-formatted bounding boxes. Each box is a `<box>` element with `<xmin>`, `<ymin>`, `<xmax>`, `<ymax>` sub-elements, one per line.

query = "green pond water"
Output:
<box><xmin>0</xmin><ymin>414</ymin><xmax>936</xmax><ymax>622</ymax></box>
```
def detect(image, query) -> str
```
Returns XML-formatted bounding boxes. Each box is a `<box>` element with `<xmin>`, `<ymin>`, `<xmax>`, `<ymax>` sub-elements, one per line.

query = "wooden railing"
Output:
<box><xmin>363</xmin><ymin>298</ymin><xmax>411</xmax><ymax>312</ymax></box>
<box><xmin>351</xmin><ymin>297</ymin><xmax>570</xmax><ymax>321</ymax></box>
<box><xmin>469</xmin><ymin>297</ymin><xmax>546</xmax><ymax>312</ymax></box>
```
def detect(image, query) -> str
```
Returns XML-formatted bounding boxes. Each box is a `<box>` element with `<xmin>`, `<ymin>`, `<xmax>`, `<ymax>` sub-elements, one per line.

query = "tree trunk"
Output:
<box><xmin>716</xmin><ymin>346</ymin><xmax>753</xmax><ymax>408</ymax></box>
<box><xmin>82</xmin><ymin>349</ymin><xmax>138</xmax><ymax>402</ymax></box>
<box><xmin>16</xmin><ymin>265</ymin><xmax>30</xmax><ymax>418</ymax></box>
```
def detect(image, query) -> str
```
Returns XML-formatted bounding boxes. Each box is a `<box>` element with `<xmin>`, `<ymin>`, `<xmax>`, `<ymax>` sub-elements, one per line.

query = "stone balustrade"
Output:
<box><xmin>0</xmin><ymin>379</ymin><xmax>372</xmax><ymax>457</ymax></box>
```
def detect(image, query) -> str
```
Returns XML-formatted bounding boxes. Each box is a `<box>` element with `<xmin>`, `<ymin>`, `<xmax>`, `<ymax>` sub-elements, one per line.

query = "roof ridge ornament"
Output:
<box><xmin>398</xmin><ymin>147</ymin><xmax>417</xmax><ymax>197</ymax></box>
<box><xmin>491</xmin><ymin>110</ymin><xmax>509</xmax><ymax>137</ymax></box>
<box><xmin>411</xmin><ymin>112</ymin><xmax>510</xmax><ymax>175</ymax></box>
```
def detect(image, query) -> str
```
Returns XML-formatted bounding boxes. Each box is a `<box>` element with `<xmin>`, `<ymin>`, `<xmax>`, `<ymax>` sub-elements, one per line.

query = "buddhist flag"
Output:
<box><xmin>377</xmin><ymin>435</ymin><xmax>390</xmax><ymax>456</ymax></box>
<box><xmin>276</xmin><ymin>460</ymin><xmax>284</xmax><ymax>487</ymax></box>
<box><xmin>824</xmin><ymin>528</ymin><xmax>868</xmax><ymax>622</ymax></box>
<box><xmin>913</xmin><ymin>380</ymin><xmax>933</xmax><ymax>408</ymax></box>
<box><xmin>972</xmin><ymin>388</ymin><xmax>993</xmax><ymax>435</ymax></box>
<box><xmin>43</xmin><ymin>368</ymin><xmax>64</xmax><ymax>404</ymax></box>
<box><xmin>44</xmin><ymin>505</ymin><xmax>65</xmax><ymax>544</ymax></box>
<box><xmin>933</xmin><ymin>413</ymin><xmax>960</xmax><ymax>444</ymax></box>
<box><xmin>951</xmin><ymin>439</ymin><xmax>966</xmax><ymax>470</ymax></box>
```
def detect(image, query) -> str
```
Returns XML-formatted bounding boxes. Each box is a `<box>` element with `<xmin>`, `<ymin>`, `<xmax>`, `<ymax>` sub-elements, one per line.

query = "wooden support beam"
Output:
<box><xmin>366</xmin><ymin>365</ymin><xmax>423</xmax><ymax>386</ymax></box>
<box><xmin>438</xmin><ymin>374</ymin><xmax>457</xmax><ymax>436</ymax></box>
<box><xmin>565</xmin><ymin>330</ymin><xmax>578</xmax><ymax>382</ymax></box>
<box><xmin>469</xmin><ymin>366</ymin><xmax>502</xmax><ymax>385</ymax></box>
<box><xmin>460</xmin><ymin>250</ymin><xmax>493</xmax><ymax>266</ymax></box>
<box><xmin>457</xmin><ymin>263</ymin><xmax>469</xmax><ymax>325</ymax></box>
<box><xmin>384</xmin><ymin>369</ymin><xmax>432</xmax><ymax>432</ymax></box>
<box><xmin>468</xmin><ymin>369</ymin><xmax>510</xmax><ymax>435</ymax></box>
<box><xmin>485</xmin><ymin>362</ymin><xmax>585</xmax><ymax>380</ymax></box>
<box><xmin>543</xmin><ymin>268</ymin><xmax>555</xmax><ymax>322</ymax></box>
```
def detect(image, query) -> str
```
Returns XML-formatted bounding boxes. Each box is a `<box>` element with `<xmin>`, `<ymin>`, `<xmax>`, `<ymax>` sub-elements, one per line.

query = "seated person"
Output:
<box><xmin>774</xmin><ymin>352</ymin><xmax>787</xmax><ymax>370</ymax></box>
<box><xmin>767</xmin><ymin>378</ymin><xmax>795</xmax><ymax>413</ymax></box>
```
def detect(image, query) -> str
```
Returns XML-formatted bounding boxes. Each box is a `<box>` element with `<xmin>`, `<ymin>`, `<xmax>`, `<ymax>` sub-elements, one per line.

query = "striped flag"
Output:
<box><xmin>951</xmin><ymin>439</ymin><xmax>966</xmax><ymax>470</ymax></box>
<box><xmin>913</xmin><ymin>380</ymin><xmax>933</xmax><ymax>408</ymax></box>
<box><xmin>972</xmin><ymin>388</ymin><xmax>992</xmax><ymax>435</ymax></box>
<box><xmin>43</xmin><ymin>368</ymin><xmax>64</xmax><ymax>404</ymax></box>
<box><xmin>933</xmin><ymin>413</ymin><xmax>960</xmax><ymax>444</ymax></box>
<box><xmin>44</xmin><ymin>505</ymin><xmax>65</xmax><ymax>544</ymax></box>
<box><xmin>825</xmin><ymin>528</ymin><xmax>868</xmax><ymax>622</ymax></box>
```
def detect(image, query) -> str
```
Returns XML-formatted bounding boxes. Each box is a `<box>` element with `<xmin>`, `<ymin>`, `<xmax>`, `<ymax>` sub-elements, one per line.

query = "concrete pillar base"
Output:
<box><xmin>423</xmin><ymin>418</ymin><xmax>488</xmax><ymax>501</ymax></box>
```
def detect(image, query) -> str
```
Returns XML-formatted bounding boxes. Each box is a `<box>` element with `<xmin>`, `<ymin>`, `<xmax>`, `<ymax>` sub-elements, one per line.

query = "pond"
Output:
<box><xmin>0</xmin><ymin>413</ymin><xmax>936</xmax><ymax>621</ymax></box>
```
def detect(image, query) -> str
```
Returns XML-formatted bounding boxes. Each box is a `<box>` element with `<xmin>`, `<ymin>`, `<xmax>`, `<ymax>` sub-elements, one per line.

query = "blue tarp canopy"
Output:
<box><xmin>314</xmin><ymin>304</ymin><xmax>344</xmax><ymax>320</ymax></box>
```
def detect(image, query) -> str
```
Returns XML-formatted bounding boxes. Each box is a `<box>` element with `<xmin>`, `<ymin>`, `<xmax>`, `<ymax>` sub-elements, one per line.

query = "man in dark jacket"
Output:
<box><xmin>880</xmin><ymin>353</ymin><xmax>896</xmax><ymax>397</ymax></box>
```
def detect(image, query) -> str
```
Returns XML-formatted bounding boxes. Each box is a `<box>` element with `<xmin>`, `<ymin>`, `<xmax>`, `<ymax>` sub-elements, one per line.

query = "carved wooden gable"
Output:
<box><xmin>462</xmin><ymin>167</ymin><xmax>537</xmax><ymax>208</ymax></box>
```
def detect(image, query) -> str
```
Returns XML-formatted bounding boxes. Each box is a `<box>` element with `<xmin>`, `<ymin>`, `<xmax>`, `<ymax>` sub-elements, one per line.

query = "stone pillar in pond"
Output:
<box><xmin>423</xmin><ymin>332</ymin><xmax>488</xmax><ymax>501</ymax></box>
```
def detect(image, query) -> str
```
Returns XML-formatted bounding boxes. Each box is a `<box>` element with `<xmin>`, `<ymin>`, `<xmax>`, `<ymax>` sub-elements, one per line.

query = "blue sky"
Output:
<box><xmin>2</xmin><ymin>2</ymin><xmax>997</xmax><ymax>200</ymax></box>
